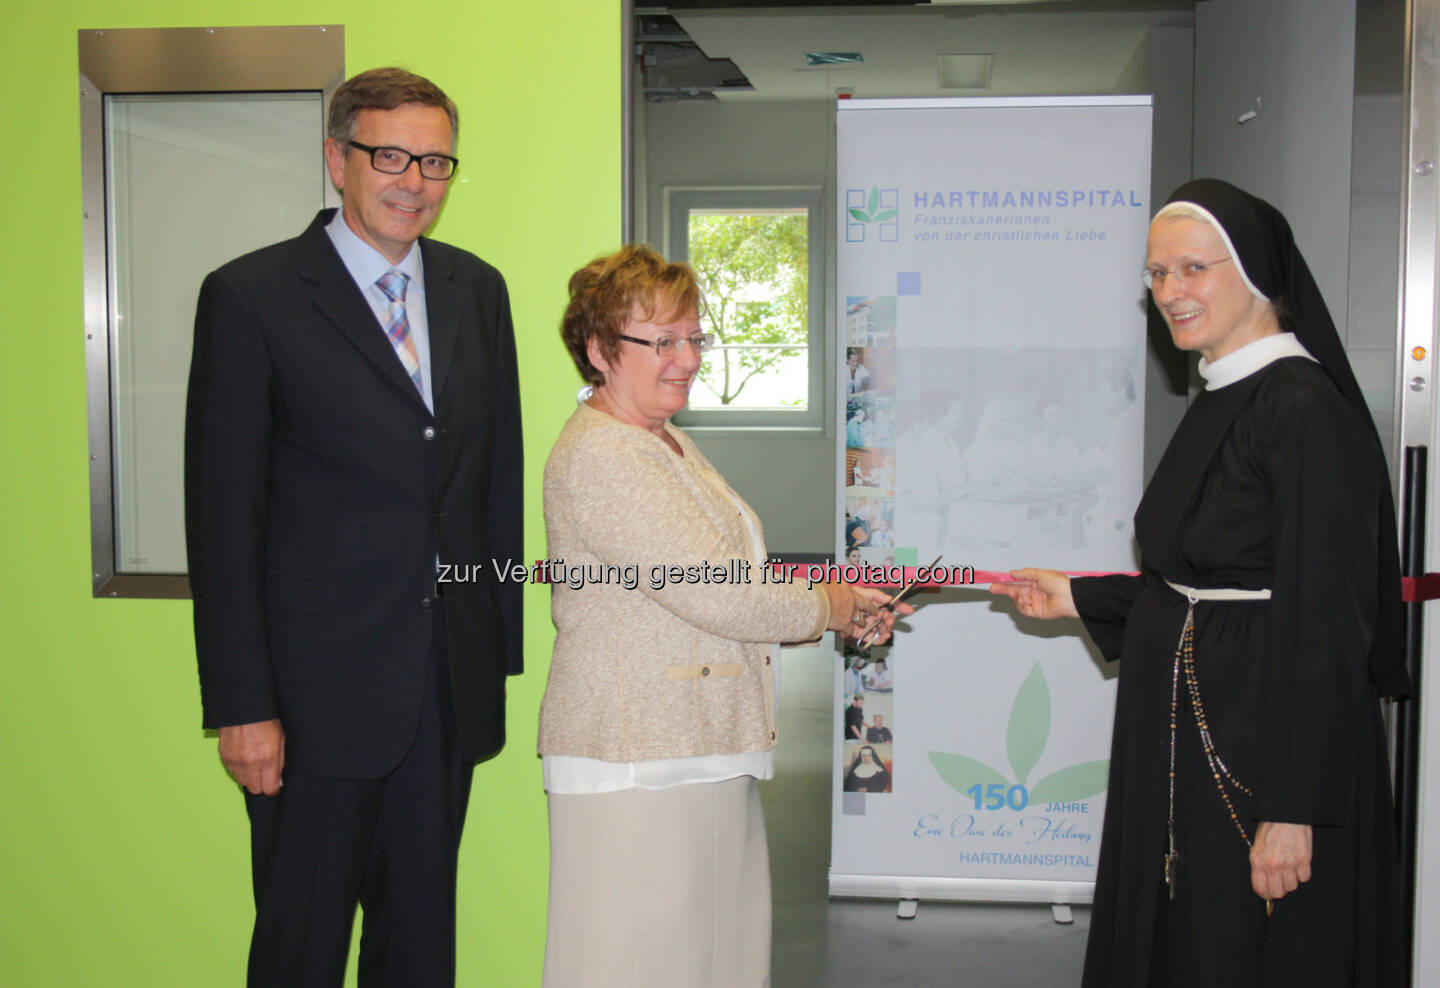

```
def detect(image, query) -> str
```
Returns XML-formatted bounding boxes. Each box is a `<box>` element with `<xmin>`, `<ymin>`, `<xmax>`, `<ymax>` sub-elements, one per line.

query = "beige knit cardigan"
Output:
<box><xmin>537</xmin><ymin>403</ymin><xmax>830</xmax><ymax>762</ymax></box>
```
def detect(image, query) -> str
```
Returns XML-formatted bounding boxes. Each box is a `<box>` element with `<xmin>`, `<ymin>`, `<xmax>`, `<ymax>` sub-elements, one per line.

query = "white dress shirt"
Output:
<box><xmin>325</xmin><ymin>208</ymin><xmax>435</xmax><ymax>413</ymax></box>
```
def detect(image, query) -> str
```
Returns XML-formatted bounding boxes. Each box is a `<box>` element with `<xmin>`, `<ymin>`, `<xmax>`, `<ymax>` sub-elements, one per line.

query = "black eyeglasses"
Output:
<box><xmin>348</xmin><ymin>140</ymin><xmax>458</xmax><ymax>181</ymax></box>
<box><xmin>618</xmin><ymin>333</ymin><xmax>715</xmax><ymax>357</ymax></box>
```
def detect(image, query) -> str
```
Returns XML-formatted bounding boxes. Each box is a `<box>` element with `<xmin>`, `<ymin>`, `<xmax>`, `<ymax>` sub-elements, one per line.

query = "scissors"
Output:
<box><xmin>854</xmin><ymin>554</ymin><xmax>941</xmax><ymax>655</ymax></box>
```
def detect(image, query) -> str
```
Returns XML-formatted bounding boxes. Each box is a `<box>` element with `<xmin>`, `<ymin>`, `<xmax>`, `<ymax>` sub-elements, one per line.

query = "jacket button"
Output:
<box><xmin>764</xmin><ymin>655</ymin><xmax>771</xmax><ymax>665</ymax></box>
<box><xmin>422</xmin><ymin>425</ymin><xmax>437</xmax><ymax>440</ymax></box>
<box><xmin>700</xmin><ymin>666</ymin><xmax>710</xmax><ymax>676</ymax></box>
<box><xmin>421</xmin><ymin>597</ymin><xmax>433</xmax><ymax>609</ymax></box>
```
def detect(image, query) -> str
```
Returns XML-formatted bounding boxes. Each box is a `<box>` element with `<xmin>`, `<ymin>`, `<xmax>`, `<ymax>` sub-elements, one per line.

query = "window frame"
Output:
<box><xmin>666</xmin><ymin>187</ymin><xmax>828</xmax><ymax>431</ymax></box>
<box><xmin>81</xmin><ymin>25</ymin><xmax>344</xmax><ymax>598</ymax></box>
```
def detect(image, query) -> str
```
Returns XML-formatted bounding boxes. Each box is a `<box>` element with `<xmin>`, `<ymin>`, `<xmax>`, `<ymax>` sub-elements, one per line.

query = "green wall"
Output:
<box><xmin>0</xmin><ymin>4</ymin><xmax>617</xmax><ymax>984</ymax></box>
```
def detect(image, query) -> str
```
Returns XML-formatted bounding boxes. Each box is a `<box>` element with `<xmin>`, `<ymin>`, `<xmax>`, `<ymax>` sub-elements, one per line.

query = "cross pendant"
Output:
<box><xmin>1164</xmin><ymin>850</ymin><xmax>1180</xmax><ymax>900</ymax></box>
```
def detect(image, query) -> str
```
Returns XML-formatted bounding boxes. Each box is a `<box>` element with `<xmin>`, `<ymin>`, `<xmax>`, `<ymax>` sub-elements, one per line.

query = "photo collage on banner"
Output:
<box><xmin>893</xmin><ymin>346</ymin><xmax>1142</xmax><ymax>563</ymax></box>
<box><xmin>843</xmin><ymin>296</ymin><xmax>898</xmax><ymax>793</ymax></box>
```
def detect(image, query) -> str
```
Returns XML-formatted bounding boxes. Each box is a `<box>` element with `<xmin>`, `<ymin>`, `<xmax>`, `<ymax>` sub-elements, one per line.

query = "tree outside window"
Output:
<box><xmin>686</xmin><ymin>207</ymin><xmax>810</xmax><ymax>410</ymax></box>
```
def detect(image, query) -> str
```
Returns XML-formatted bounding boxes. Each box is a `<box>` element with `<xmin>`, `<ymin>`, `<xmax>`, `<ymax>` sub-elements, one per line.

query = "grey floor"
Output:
<box><xmin>761</xmin><ymin>644</ymin><xmax>1090</xmax><ymax>988</ymax></box>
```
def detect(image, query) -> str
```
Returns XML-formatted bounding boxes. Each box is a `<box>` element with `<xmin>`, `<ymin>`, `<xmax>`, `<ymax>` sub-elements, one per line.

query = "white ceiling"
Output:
<box><xmin>674</xmin><ymin>6</ymin><xmax>1195</xmax><ymax>101</ymax></box>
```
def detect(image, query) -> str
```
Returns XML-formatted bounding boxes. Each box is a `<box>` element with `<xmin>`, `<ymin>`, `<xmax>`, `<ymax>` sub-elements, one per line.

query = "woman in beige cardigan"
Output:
<box><xmin>539</xmin><ymin>246</ymin><xmax>903</xmax><ymax>987</ymax></box>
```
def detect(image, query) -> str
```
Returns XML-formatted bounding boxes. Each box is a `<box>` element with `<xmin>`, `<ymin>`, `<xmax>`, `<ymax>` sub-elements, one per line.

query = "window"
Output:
<box><xmin>668</xmin><ymin>188</ymin><xmax>825</xmax><ymax>429</ymax></box>
<box><xmin>81</xmin><ymin>26</ymin><xmax>343</xmax><ymax>597</ymax></box>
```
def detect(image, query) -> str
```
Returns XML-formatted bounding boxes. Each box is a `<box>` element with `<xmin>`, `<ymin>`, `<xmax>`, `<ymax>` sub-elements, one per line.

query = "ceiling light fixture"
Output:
<box><xmin>938</xmin><ymin>53</ymin><xmax>994</xmax><ymax>90</ymax></box>
<box><xmin>804</xmin><ymin>52</ymin><xmax>864</xmax><ymax>66</ymax></box>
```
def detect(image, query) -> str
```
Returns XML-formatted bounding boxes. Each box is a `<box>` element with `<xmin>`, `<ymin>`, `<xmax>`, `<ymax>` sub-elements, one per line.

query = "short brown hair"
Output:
<box><xmin>327</xmin><ymin>67</ymin><xmax>458</xmax><ymax>146</ymax></box>
<box><xmin>561</xmin><ymin>245</ymin><xmax>704</xmax><ymax>388</ymax></box>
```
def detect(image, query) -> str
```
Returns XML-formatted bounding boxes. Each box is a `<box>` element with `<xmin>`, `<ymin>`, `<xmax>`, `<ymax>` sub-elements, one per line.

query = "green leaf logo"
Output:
<box><xmin>850</xmin><ymin>187</ymin><xmax>895</xmax><ymax>224</ymax></box>
<box><xmin>1030</xmin><ymin>760</ymin><xmax>1110</xmax><ymax>803</ymax></box>
<box><xmin>1006</xmin><ymin>663</ymin><xmax>1050</xmax><ymax>785</ymax></box>
<box><xmin>928</xmin><ymin>662</ymin><xmax>1108</xmax><ymax>803</ymax></box>
<box><xmin>928</xmin><ymin>752</ymin><xmax>1007</xmax><ymax>792</ymax></box>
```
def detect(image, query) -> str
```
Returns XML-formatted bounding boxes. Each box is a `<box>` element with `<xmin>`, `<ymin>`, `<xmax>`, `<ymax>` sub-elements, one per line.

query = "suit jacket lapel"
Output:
<box><xmin>421</xmin><ymin>239</ymin><xmax>458</xmax><ymax>403</ymax></box>
<box><xmin>297</xmin><ymin>210</ymin><xmax>431</xmax><ymax>410</ymax></box>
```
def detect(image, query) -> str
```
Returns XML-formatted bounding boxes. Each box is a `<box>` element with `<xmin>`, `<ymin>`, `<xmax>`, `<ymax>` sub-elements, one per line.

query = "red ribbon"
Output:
<box><xmin>1402</xmin><ymin>574</ymin><xmax>1440</xmax><ymax>602</ymax></box>
<box><xmin>764</xmin><ymin>562</ymin><xmax>1136</xmax><ymax>588</ymax></box>
<box><xmin>527</xmin><ymin>560</ymin><xmax>1131</xmax><ymax>587</ymax></box>
<box><xmin>533</xmin><ymin>560</ymin><xmax>1440</xmax><ymax>600</ymax></box>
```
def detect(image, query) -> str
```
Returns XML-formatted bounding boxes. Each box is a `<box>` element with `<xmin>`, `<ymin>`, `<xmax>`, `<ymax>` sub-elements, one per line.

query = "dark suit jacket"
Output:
<box><xmin>185</xmin><ymin>209</ymin><xmax>523</xmax><ymax>778</ymax></box>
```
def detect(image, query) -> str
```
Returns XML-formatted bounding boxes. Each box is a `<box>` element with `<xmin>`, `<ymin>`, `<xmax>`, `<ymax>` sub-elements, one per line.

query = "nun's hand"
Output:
<box><xmin>1250</xmin><ymin>821</ymin><xmax>1312</xmax><ymax>904</ymax></box>
<box><xmin>988</xmin><ymin>568</ymin><xmax>1077</xmax><ymax>621</ymax></box>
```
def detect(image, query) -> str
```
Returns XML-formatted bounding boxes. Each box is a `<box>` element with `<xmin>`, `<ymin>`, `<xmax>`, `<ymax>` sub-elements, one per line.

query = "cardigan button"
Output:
<box><xmin>700</xmin><ymin>666</ymin><xmax>710</xmax><ymax>676</ymax></box>
<box><xmin>764</xmin><ymin>655</ymin><xmax>771</xmax><ymax>665</ymax></box>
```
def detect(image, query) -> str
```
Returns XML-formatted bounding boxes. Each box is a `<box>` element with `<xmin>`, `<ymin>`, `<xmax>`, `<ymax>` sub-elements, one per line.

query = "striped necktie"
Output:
<box><xmin>376</xmin><ymin>269</ymin><xmax>423</xmax><ymax>395</ymax></box>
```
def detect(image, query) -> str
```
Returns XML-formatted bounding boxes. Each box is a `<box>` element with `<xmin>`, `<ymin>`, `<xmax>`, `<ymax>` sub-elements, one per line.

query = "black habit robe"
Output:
<box><xmin>1071</xmin><ymin>354</ymin><xmax>1405</xmax><ymax>986</ymax></box>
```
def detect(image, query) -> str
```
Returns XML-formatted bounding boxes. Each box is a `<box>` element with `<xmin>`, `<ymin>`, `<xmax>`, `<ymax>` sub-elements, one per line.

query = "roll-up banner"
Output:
<box><xmin>833</xmin><ymin>96</ymin><xmax>1152</xmax><ymax>903</ymax></box>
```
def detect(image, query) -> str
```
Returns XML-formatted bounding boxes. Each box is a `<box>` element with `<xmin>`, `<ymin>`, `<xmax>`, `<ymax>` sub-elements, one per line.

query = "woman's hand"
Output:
<box><xmin>1250</xmin><ymin>821</ymin><xmax>1313</xmax><ymax>903</ymax></box>
<box><xmin>822</xmin><ymin>584</ymin><xmax>913</xmax><ymax>643</ymax></box>
<box><xmin>988</xmin><ymin>567</ymin><xmax>1078</xmax><ymax>620</ymax></box>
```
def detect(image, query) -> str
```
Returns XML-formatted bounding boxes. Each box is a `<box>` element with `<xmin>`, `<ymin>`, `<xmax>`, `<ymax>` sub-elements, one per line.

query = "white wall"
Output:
<box><xmin>1348</xmin><ymin>90</ymin><xmax>1404</xmax><ymax>460</ymax></box>
<box><xmin>1346</xmin><ymin>0</ymin><xmax>1407</xmax><ymax>465</ymax></box>
<box><xmin>645</xmin><ymin>32</ymin><xmax>1204</xmax><ymax>549</ymax></box>
<box><xmin>1193</xmin><ymin>0</ymin><xmax>1356</xmax><ymax>329</ymax></box>
<box><xmin>1194</xmin><ymin>0</ymin><xmax>1403</xmax><ymax>457</ymax></box>
<box><xmin>1137</xmin><ymin>25</ymin><xmax>1196</xmax><ymax>476</ymax></box>
<box><xmin>643</xmin><ymin>99</ymin><xmax>839</xmax><ymax>551</ymax></box>
<box><xmin>642</xmin><ymin>2</ymin><xmax>1391</xmax><ymax>550</ymax></box>
<box><xmin>643</xmin><ymin>38</ymin><xmax>1197</xmax><ymax>551</ymax></box>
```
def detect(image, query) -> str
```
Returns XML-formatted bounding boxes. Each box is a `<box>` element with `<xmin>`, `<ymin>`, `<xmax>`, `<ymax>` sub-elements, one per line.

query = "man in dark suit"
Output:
<box><xmin>844</xmin><ymin>693</ymin><xmax>865</xmax><ymax>740</ymax></box>
<box><xmin>184</xmin><ymin>67</ymin><xmax>522</xmax><ymax>986</ymax></box>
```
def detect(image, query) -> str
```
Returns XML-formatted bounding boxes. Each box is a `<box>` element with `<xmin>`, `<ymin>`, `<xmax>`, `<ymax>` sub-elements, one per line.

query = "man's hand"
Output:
<box><xmin>1250</xmin><ymin>820</ymin><xmax>1313</xmax><ymax>903</ymax></box>
<box><xmin>218</xmin><ymin>719</ymin><xmax>286</xmax><ymax>796</ymax></box>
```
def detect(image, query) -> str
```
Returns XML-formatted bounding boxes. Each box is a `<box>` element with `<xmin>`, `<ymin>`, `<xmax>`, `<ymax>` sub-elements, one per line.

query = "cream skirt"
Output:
<box><xmin>542</xmin><ymin>776</ymin><xmax>771</xmax><ymax>988</ymax></box>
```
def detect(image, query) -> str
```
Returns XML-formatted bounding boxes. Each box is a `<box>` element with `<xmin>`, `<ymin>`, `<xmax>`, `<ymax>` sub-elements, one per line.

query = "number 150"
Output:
<box><xmin>965</xmin><ymin>783</ymin><xmax>1028</xmax><ymax>811</ymax></box>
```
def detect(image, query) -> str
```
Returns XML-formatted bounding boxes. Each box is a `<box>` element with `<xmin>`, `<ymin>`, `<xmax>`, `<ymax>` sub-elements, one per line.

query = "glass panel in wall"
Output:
<box><xmin>105</xmin><ymin>93</ymin><xmax>324</xmax><ymax>574</ymax></box>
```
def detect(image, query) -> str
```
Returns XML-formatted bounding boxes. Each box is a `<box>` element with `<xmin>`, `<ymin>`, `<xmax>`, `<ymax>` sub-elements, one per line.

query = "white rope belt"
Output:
<box><xmin>1164</xmin><ymin>580</ymin><xmax>1271</xmax><ymax>603</ymax></box>
<box><xmin>1162</xmin><ymin>577</ymin><xmax>1271</xmax><ymax>904</ymax></box>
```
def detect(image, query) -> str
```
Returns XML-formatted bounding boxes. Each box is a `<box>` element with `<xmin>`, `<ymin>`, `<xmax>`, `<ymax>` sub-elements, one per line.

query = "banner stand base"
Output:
<box><xmin>828</xmin><ymin>873</ymin><xmax>1095</xmax><ymax>906</ymax></box>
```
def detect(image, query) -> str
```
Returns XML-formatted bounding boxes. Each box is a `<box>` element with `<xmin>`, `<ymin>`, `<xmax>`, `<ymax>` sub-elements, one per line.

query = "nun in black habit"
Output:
<box><xmin>991</xmin><ymin>179</ymin><xmax>1408</xmax><ymax>986</ymax></box>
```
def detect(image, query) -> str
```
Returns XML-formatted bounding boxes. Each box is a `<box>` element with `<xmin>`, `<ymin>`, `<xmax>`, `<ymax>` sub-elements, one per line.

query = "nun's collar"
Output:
<box><xmin>1197</xmin><ymin>332</ymin><xmax>1316</xmax><ymax>391</ymax></box>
